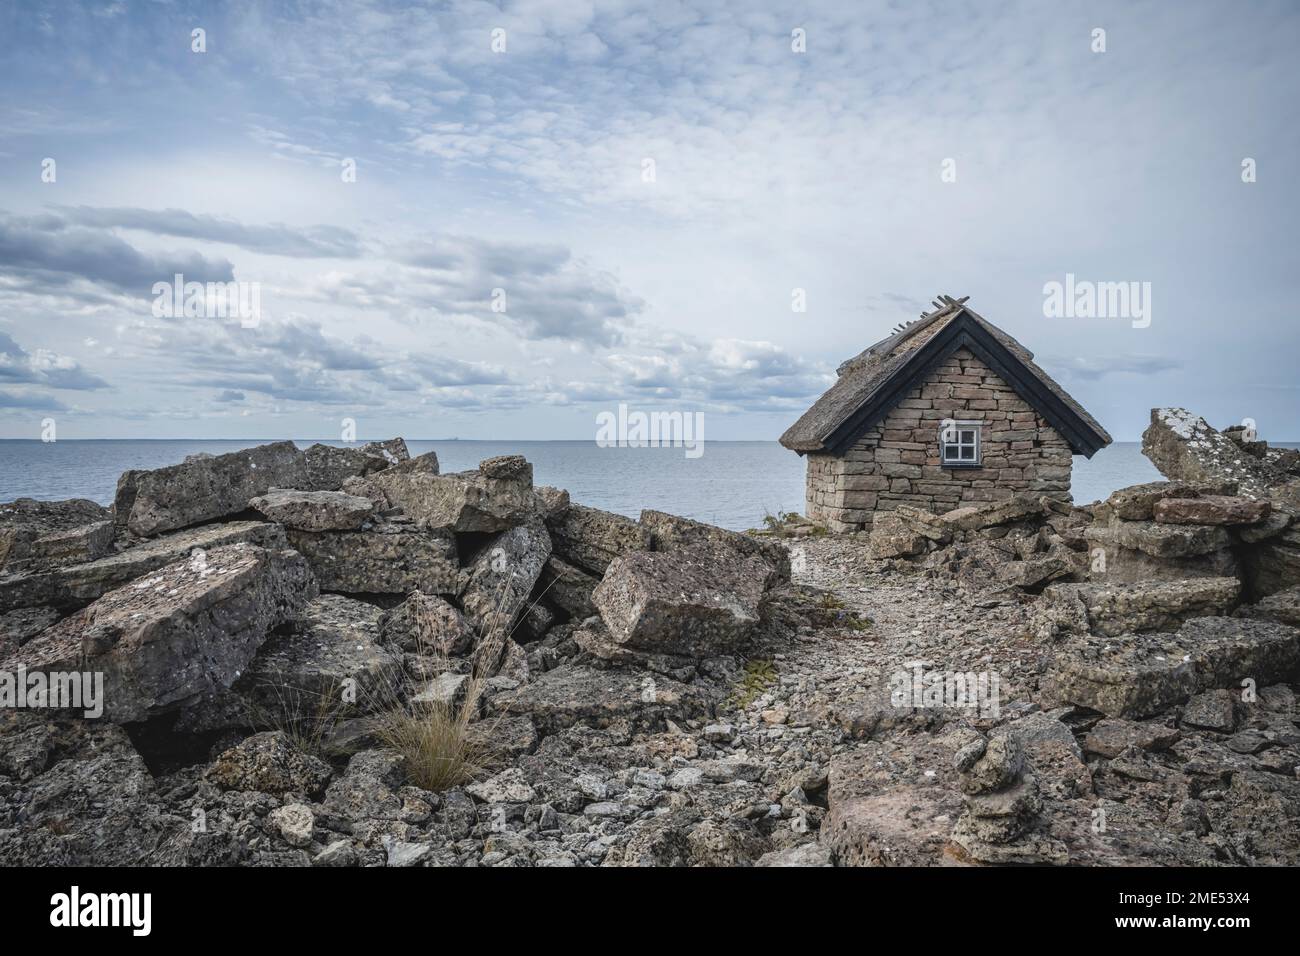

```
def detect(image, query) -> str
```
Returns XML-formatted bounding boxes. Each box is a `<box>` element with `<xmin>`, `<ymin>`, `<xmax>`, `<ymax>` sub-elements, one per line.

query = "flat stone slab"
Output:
<box><xmin>1083</xmin><ymin>718</ymin><xmax>1181</xmax><ymax>758</ymax></box>
<box><xmin>823</xmin><ymin>736</ymin><xmax>965</xmax><ymax>866</ymax></box>
<box><xmin>286</xmin><ymin>523</ymin><xmax>459</xmax><ymax>595</ymax></box>
<box><xmin>3</xmin><ymin>544</ymin><xmax>316</xmax><ymax>723</ymax></box>
<box><xmin>1046</xmin><ymin>616</ymin><xmax>1300</xmax><ymax>718</ymax></box>
<box><xmin>1153</xmin><ymin>496</ymin><xmax>1271</xmax><ymax>526</ymax></box>
<box><xmin>250</xmin><ymin>488</ymin><xmax>376</xmax><ymax>531</ymax></box>
<box><xmin>545</xmin><ymin>503</ymin><xmax>650</xmax><ymax>576</ymax></box>
<box><xmin>1141</xmin><ymin>408</ymin><xmax>1272</xmax><ymax>498</ymax></box>
<box><xmin>1105</xmin><ymin>517</ymin><xmax>1232</xmax><ymax>558</ymax></box>
<box><xmin>114</xmin><ymin>440</ymin><xmax>310</xmax><ymax>537</ymax></box>
<box><xmin>486</xmin><ymin>664</ymin><xmax>716</xmax><ymax>734</ymax></box>
<box><xmin>0</xmin><ymin>520</ymin><xmax>286</xmax><ymax>612</ymax></box>
<box><xmin>1041</xmin><ymin>577</ymin><xmax>1241</xmax><ymax>638</ymax></box>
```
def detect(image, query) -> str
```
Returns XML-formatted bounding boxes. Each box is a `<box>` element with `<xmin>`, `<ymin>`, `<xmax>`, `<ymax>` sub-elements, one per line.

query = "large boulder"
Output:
<box><xmin>534</xmin><ymin>556</ymin><xmax>598</xmax><ymax>621</ymax></box>
<box><xmin>1141</xmin><ymin>408</ymin><xmax>1272</xmax><ymax>498</ymax></box>
<box><xmin>1</xmin><ymin>544</ymin><xmax>316</xmax><ymax>723</ymax></box>
<box><xmin>114</xmin><ymin>440</ymin><xmax>311</xmax><ymax>537</ymax></box>
<box><xmin>1153</xmin><ymin>496</ymin><xmax>1271</xmax><ymax>526</ymax></box>
<box><xmin>545</xmin><ymin>503</ymin><xmax>650</xmax><ymax>576</ymax></box>
<box><xmin>302</xmin><ymin>439</ymin><xmax>408</xmax><ymax>491</ymax></box>
<box><xmin>867</xmin><ymin>511</ymin><xmax>928</xmax><ymax>559</ymax></box>
<box><xmin>1103</xmin><ymin>517</ymin><xmax>1231</xmax><ymax>559</ymax></box>
<box><xmin>486</xmin><ymin>664</ymin><xmax>716</xmax><ymax>734</ymax></box>
<box><xmin>249</xmin><ymin>488</ymin><xmax>376</xmax><ymax>531</ymax></box>
<box><xmin>285</xmin><ymin>522</ymin><xmax>459</xmax><ymax>595</ymax></box>
<box><xmin>0</xmin><ymin>520</ymin><xmax>286</xmax><ymax>612</ymax></box>
<box><xmin>366</xmin><ymin>456</ymin><xmax>532</xmax><ymax>533</ymax></box>
<box><xmin>1037</xmin><ymin>577</ymin><xmax>1241</xmax><ymax>638</ymax></box>
<box><xmin>1082</xmin><ymin>521</ymin><xmax>1238</xmax><ymax>583</ymax></box>
<box><xmin>592</xmin><ymin>542</ymin><xmax>774</xmax><ymax>658</ymax></box>
<box><xmin>823</xmin><ymin>736</ymin><xmax>965</xmax><ymax>866</ymax></box>
<box><xmin>1094</xmin><ymin>479</ymin><xmax>1239</xmax><ymax>522</ymax></box>
<box><xmin>0</xmin><ymin>498</ymin><xmax>111</xmax><ymax>572</ymax></box>
<box><xmin>1045</xmin><ymin>616</ymin><xmax>1300</xmax><ymax>718</ymax></box>
<box><xmin>178</xmin><ymin>594</ymin><xmax>403</xmax><ymax>733</ymax></box>
<box><xmin>640</xmin><ymin>509</ymin><xmax>791</xmax><ymax>580</ymax></box>
<box><xmin>941</xmin><ymin>496</ymin><xmax>1044</xmax><ymax>532</ymax></box>
<box><xmin>459</xmin><ymin>517</ymin><xmax>552</xmax><ymax>637</ymax></box>
<box><xmin>379</xmin><ymin>591</ymin><xmax>474</xmax><ymax>655</ymax></box>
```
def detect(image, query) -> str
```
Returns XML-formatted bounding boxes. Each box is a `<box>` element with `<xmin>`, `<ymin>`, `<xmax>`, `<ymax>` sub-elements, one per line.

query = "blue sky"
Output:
<box><xmin>0</xmin><ymin>0</ymin><xmax>1296</xmax><ymax>441</ymax></box>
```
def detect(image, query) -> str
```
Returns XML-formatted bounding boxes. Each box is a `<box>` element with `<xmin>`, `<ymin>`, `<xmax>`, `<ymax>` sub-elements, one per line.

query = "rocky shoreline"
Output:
<box><xmin>1</xmin><ymin>407</ymin><xmax>1298</xmax><ymax>867</ymax></box>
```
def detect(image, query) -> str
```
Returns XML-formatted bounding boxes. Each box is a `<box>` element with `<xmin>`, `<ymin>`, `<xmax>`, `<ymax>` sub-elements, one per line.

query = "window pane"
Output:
<box><xmin>960</xmin><ymin>445</ymin><xmax>974</xmax><ymax>460</ymax></box>
<box><xmin>960</xmin><ymin>430</ymin><xmax>975</xmax><ymax>443</ymax></box>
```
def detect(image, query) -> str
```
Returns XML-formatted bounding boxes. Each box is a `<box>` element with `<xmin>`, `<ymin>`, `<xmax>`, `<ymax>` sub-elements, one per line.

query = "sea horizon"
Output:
<box><xmin>5</xmin><ymin>437</ymin><xmax>1280</xmax><ymax>531</ymax></box>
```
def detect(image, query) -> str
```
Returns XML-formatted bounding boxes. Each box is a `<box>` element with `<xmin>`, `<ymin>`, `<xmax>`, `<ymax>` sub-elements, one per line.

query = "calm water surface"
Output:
<box><xmin>0</xmin><ymin>439</ymin><xmax>1274</xmax><ymax>531</ymax></box>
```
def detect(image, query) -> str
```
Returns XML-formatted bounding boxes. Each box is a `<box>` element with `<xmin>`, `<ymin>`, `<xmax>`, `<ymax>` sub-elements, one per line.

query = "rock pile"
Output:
<box><xmin>950</xmin><ymin>733</ymin><xmax>1066</xmax><ymax>864</ymax></box>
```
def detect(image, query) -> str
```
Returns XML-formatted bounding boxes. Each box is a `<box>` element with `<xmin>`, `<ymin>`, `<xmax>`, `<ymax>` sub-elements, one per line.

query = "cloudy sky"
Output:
<box><xmin>0</xmin><ymin>0</ymin><xmax>1296</xmax><ymax>441</ymax></box>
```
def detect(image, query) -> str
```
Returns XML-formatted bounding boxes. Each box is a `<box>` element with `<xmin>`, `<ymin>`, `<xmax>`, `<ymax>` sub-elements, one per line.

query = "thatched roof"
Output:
<box><xmin>779</xmin><ymin>295</ymin><xmax>1112</xmax><ymax>457</ymax></box>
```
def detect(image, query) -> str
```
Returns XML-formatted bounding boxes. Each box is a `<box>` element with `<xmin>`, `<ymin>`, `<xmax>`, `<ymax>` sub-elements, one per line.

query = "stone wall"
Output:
<box><xmin>805</xmin><ymin>348</ymin><xmax>1073</xmax><ymax>532</ymax></box>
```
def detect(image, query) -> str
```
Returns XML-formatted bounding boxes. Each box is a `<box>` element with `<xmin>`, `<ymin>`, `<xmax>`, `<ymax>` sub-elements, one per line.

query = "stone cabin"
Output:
<box><xmin>779</xmin><ymin>295</ymin><xmax>1112</xmax><ymax>532</ymax></box>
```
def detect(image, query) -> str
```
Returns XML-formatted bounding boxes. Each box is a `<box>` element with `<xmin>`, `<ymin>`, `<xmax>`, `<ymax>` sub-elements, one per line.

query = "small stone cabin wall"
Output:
<box><xmin>805</xmin><ymin>348</ymin><xmax>1073</xmax><ymax>532</ymax></box>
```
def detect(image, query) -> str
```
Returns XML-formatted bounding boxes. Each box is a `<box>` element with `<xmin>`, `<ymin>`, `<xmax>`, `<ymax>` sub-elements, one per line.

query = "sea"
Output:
<box><xmin>0</xmin><ymin>439</ymin><xmax>1274</xmax><ymax>532</ymax></box>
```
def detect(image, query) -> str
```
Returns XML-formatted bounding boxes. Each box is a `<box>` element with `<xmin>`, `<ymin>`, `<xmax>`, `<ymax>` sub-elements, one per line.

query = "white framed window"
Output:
<box><xmin>940</xmin><ymin>420</ymin><xmax>981</xmax><ymax>466</ymax></box>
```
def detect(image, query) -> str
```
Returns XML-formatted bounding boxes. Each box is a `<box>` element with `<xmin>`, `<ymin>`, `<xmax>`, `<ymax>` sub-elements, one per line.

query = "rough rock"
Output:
<box><xmin>3</xmin><ymin>544</ymin><xmax>316</xmax><ymax>723</ymax></box>
<box><xmin>0</xmin><ymin>606</ymin><xmax>60</xmax><ymax>651</ymax></box>
<box><xmin>114</xmin><ymin>439</ymin><xmax>309</xmax><ymax>537</ymax></box>
<box><xmin>1102</xmin><ymin>517</ymin><xmax>1232</xmax><ymax>558</ymax></box>
<box><xmin>302</xmin><ymin>438</ymin><xmax>407</xmax><ymax>491</ymax></box>
<box><xmin>823</xmin><ymin>736</ymin><xmax>965</xmax><ymax>866</ymax></box>
<box><xmin>640</xmin><ymin>509</ymin><xmax>791</xmax><ymax>580</ymax></box>
<box><xmin>755</xmin><ymin>843</ymin><xmax>834</xmax><ymax>867</ymax></box>
<box><xmin>367</xmin><ymin>457</ymin><xmax>533</xmax><ymax>533</ymax></box>
<box><xmin>22</xmin><ymin>520</ymin><xmax>115</xmax><ymax>571</ymax></box>
<box><xmin>286</xmin><ymin>523</ymin><xmax>459</xmax><ymax>595</ymax></box>
<box><xmin>592</xmin><ymin>542</ymin><xmax>774</xmax><ymax>657</ymax></box>
<box><xmin>1082</xmin><ymin>521</ymin><xmax>1238</xmax><ymax>583</ymax></box>
<box><xmin>1237</xmin><ymin>585</ymin><xmax>1300</xmax><ymax>628</ymax></box>
<box><xmin>0</xmin><ymin>716</ymin><xmax>189</xmax><ymax>865</ymax></box>
<box><xmin>534</xmin><ymin>556</ymin><xmax>598</xmax><ymax>620</ymax></box>
<box><xmin>486</xmin><ymin>664</ymin><xmax>716</xmax><ymax>734</ymax></box>
<box><xmin>1141</xmin><ymin>408</ymin><xmax>1272</xmax><ymax>497</ymax></box>
<box><xmin>1181</xmin><ymin>689</ymin><xmax>1237</xmax><ymax>731</ymax></box>
<box><xmin>269</xmin><ymin>804</ymin><xmax>316</xmax><ymax>847</ymax></box>
<box><xmin>0</xmin><ymin>498</ymin><xmax>111</xmax><ymax>572</ymax></box>
<box><xmin>208</xmin><ymin>731</ymin><xmax>333</xmax><ymax>795</ymax></box>
<box><xmin>1083</xmin><ymin>719</ymin><xmax>1181</xmax><ymax>758</ymax></box>
<box><xmin>941</xmin><ymin>496</ymin><xmax>1044</xmax><ymax>532</ymax></box>
<box><xmin>0</xmin><ymin>520</ymin><xmax>286</xmax><ymax>612</ymax></box>
<box><xmin>250</xmin><ymin>488</ymin><xmax>375</xmax><ymax>531</ymax></box>
<box><xmin>379</xmin><ymin>591</ymin><xmax>474</xmax><ymax>655</ymax></box>
<box><xmin>1153</xmin><ymin>495</ymin><xmax>1270</xmax><ymax>526</ymax></box>
<box><xmin>1046</xmin><ymin>616</ymin><xmax>1300</xmax><ymax>718</ymax></box>
<box><xmin>1036</xmin><ymin>577</ymin><xmax>1240</xmax><ymax>638</ymax></box>
<box><xmin>459</xmin><ymin>517</ymin><xmax>552</xmax><ymax>637</ymax></box>
<box><xmin>189</xmin><ymin>594</ymin><xmax>402</xmax><ymax>731</ymax></box>
<box><xmin>533</xmin><ymin>486</ymin><xmax>570</xmax><ymax>520</ymax></box>
<box><xmin>545</xmin><ymin>503</ymin><xmax>650</xmax><ymax>576</ymax></box>
<box><xmin>867</xmin><ymin>511</ymin><xmax>928</xmax><ymax>559</ymax></box>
